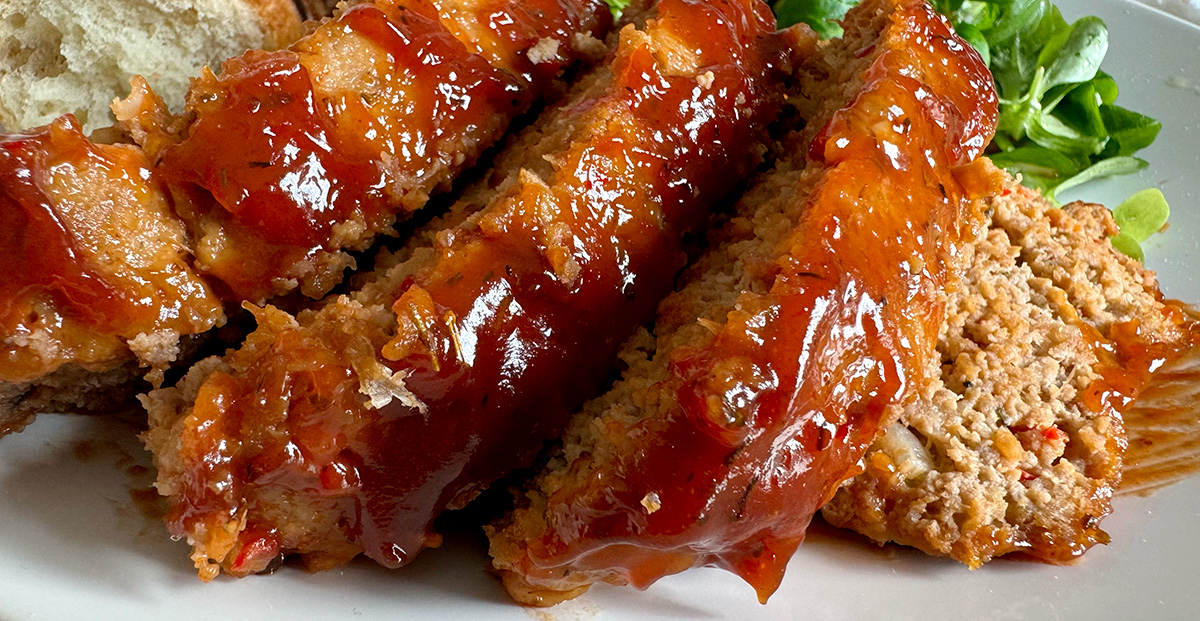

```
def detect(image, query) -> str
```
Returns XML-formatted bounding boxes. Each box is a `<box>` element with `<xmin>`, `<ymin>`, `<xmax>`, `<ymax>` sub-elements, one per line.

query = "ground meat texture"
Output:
<box><xmin>486</xmin><ymin>0</ymin><xmax>1001</xmax><ymax>605</ymax></box>
<box><xmin>821</xmin><ymin>177</ymin><xmax>1198</xmax><ymax>567</ymax></box>
<box><xmin>1</xmin><ymin>0</ymin><xmax>612</xmax><ymax>432</ymax></box>
<box><xmin>142</xmin><ymin>0</ymin><xmax>798</xmax><ymax>581</ymax></box>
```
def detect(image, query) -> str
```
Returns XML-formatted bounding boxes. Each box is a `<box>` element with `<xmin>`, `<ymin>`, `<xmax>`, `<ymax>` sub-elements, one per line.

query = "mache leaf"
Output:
<box><xmin>1112</xmin><ymin>188</ymin><xmax>1170</xmax><ymax>243</ymax></box>
<box><xmin>1054</xmin><ymin>82</ymin><xmax>1107</xmax><ymax>142</ymax></box>
<box><xmin>1052</xmin><ymin>156</ymin><xmax>1148</xmax><ymax>198</ymax></box>
<box><xmin>1035</xmin><ymin>16</ymin><xmax>1107</xmax><ymax>97</ymax></box>
<box><xmin>1109</xmin><ymin>233</ymin><xmax>1145</xmax><ymax>262</ymax></box>
<box><xmin>773</xmin><ymin>0</ymin><xmax>861</xmax><ymax>37</ymax></box>
<box><xmin>603</xmin><ymin>0</ymin><xmax>631</xmax><ymax>17</ymax></box>
<box><xmin>1026</xmin><ymin>108</ymin><xmax>1107</xmax><ymax>157</ymax></box>
<box><xmin>1092</xmin><ymin>70</ymin><xmax>1119</xmax><ymax>104</ymax></box>
<box><xmin>1109</xmin><ymin>188</ymin><xmax>1170</xmax><ymax>261</ymax></box>
<box><xmin>1099</xmin><ymin>104</ymin><xmax>1162</xmax><ymax>158</ymax></box>
<box><xmin>988</xmin><ymin>145</ymin><xmax>1080</xmax><ymax>193</ymax></box>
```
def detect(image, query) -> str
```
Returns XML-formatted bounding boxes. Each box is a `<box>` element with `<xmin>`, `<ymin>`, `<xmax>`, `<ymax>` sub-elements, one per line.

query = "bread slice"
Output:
<box><xmin>821</xmin><ymin>177</ymin><xmax>1197</xmax><ymax>566</ymax></box>
<box><xmin>0</xmin><ymin>0</ymin><xmax>303</xmax><ymax>132</ymax></box>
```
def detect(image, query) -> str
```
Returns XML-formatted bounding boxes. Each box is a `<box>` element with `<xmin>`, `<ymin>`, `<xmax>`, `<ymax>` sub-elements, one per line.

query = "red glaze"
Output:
<box><xmin>0</xmin><ymin>117</ymin><xmax>224</xmax><ymax>387</ymax></box>
<box><xmin>0</xmin><ymin>116</ymin><xmax>223</xmax><ymax>385</ymax></box>
<box><xmin>1</xmin><ymin>119</ymin><xmax>148</xmax><ymax>334</ymax></box>
<box><xmin>1120</xmin><ymin>313</ymin><xmax>1200</xmax><ymax>496</ymax></box>
<box><xmin>159</xmin><ymin>0</ymin><xmax>611</xmax><ymax>301</ymax></box>
<box><xmin>163</xmin><ymin>0</ymin><xmax>794</xmax><ymax>577</ymax></box>
<box><xmin>507</xmin><ymin>0</ymin><xmax>1001</xmax><ymax>602</ymax></box>
<box><xmin>1080</xmin><ymin>314</ymin><xmax>1195</xmax><ymax>419</ymax></box>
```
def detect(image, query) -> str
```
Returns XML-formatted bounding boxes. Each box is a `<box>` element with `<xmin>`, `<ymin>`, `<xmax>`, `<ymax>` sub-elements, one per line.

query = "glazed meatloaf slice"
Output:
<box><xmin>1</xmin><ymin>118</ymin><xmax>227</xmax><ymax>435</ymax></box>
<box><xmin>486</xmin><ymin>0</ymin><xmax>1001</xmax><ymax>605</ymax></box>
<box><xmin>142</xmin><ymin>0</ymin><xmax>798</xmax><ymax>580</ymax></box>
<box><xmin>2</xmin><ymin>0</ymin><xmax>613</xmax><ymax>435</ymax></box>
<box><xmin>821</xmin><ymin>176</ymin><xmax>1198</xmax><ymax>567</ymax></box>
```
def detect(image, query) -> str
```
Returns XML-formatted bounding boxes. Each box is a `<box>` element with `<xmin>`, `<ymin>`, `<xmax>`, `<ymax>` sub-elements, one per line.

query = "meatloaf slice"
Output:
<box><xmin>821</xmin><ymin>176</ymin><xmax>1196</xmax><ymax>567</ymax></box>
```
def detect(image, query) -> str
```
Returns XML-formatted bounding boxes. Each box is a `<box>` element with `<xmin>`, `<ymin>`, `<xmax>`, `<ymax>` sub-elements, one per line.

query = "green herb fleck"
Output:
<box><xmin>604</xmin><ymin>0</ymin><xmax>632</xmax><ymax>18</ymax></box>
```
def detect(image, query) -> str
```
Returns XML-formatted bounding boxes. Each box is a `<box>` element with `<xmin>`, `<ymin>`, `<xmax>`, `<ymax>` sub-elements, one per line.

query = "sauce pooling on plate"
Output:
<box><xmin>1119</xmin><ymin>313</ymin><xmax>1200</xmax><ymax>496</ymax></box>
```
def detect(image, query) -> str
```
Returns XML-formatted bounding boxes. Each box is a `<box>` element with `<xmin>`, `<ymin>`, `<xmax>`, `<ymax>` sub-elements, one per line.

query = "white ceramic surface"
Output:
<box><xmin>1133</xmin><ymin>0</ymin><xmax>1200</xmax><ymax>24</ymax></box>
<box><xmin>2</xmin><ymin>1</ymin><xmax>1198</xmax><ymax>619</ymax></box>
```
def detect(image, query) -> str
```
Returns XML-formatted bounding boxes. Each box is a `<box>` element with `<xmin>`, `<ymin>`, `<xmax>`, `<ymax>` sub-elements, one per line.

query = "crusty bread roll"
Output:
<box><xmin>0</xmin><ymin>0</ymin><xmax>303</xmax><ymax>132</ymax></box>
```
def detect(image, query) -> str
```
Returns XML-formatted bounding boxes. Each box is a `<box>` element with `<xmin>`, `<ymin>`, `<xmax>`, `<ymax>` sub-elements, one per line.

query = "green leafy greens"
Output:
<box><xmin>1110</xmin><ymin>188</ymin><xmax>1170</xmax><ymax>262</ymax></box>
<box><xmin>930</xmin><ymin>0</ymin><xmax>1161</xmax><ymax>200</ymax></box>
<box><xmin>773</xmin><ymin>0</ymin><xmax>1168</xmax><ymax>256</ymax></box>
<box><xmin>603</xmin><ymin>0</ymin><xmax>632</xmax><ymax>17</ymax></box>
<box><xmin>773</xmin><ymin>0</ymin><xmax>861</xmax><ymax>37</ymax></box>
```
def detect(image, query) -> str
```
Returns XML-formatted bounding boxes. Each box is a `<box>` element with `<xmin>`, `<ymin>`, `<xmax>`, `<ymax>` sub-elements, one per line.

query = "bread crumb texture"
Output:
<box><xmin>0</xmin><ymin>0</ymin><xmax>301</xmax><ymax>132</ymax></box>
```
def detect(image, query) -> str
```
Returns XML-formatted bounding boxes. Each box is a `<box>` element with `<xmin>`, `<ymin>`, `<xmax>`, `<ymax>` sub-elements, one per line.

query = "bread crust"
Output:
<box><xmin>0</xmin><ymin>0</ymin><xmax>305</xmax><ymax>132</ymax></box>
<box><xmin>242</xmin><ymin>0</ymin><xmax>304</xmax><ymax>47</ymax></box>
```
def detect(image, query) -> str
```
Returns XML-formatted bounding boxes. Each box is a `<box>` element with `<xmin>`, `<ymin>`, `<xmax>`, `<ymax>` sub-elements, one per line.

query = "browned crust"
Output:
<box><xmin>1</xmin><ymin>327</ymin><xmax>223</xmax><ymax>438</ymax></box>
<box><xmin>292</xmin><ymin>0</ymin><xmax>346</xmax><ymax>21</ymax></box>
<box><xmin>0</xmin><ymin>360</ymin><xmax>142</xmax><ymax>436</ymax></box>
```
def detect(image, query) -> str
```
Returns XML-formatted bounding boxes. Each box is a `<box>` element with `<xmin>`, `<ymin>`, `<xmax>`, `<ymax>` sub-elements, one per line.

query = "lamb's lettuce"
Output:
<box><xmin>773</xmin><ymin>0</ymin><xmax>1169</xmax><ymax>258</ymax></box>
<box><xmin>1111</xmin><ymin>188</ymin><xmax>1170</xmax><ymax>262</ymax></box>
<box><xmin>603</xmin><ymin>0</ymin><xmax>631</xmax><ymax>17</ymax></box>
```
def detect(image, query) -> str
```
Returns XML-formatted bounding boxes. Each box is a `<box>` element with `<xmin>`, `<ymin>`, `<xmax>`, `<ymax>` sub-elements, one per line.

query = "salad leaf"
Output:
<box><xmin>987</xmin><ymin>145</ymin><xmax>1079</xmax><ymax>194</ymax></box>
<box><xmin>1099</xmin><ymin>104</ymin><xmax>1161</xmax><ymax>158</ymax></box>
<box><xmin>1113</xmin><ymin>188</ymin><xmax>1170</xmax><ymax>242</ymax></box>
<box><xmin>929</xmin><ymin>2</ymin><xmax>1160</xmax><ymax>199</ymax></box>
<box><xmin>1109</xmin><ymin>233</ymin><xmax>1145</xmax><ymax>262</ymax></box>
<box><xmin>1110</xmin><ymin>188</ymin><xmax>1170</xmax><ymax>261</ymax></box>
<box><xmin>603</xmin><ymin>0</ymin><xmax>631</xmax><ymax>17</ymax></box>
<box><xmin>773</xmin><ymin>0</ymin><xmax>860</xmax><ymax>37</ymax></box>
<box><xmin>1051</xmin><ymin>155</ymin><xmax>1147</xmax><ymax>198</ymax></box>
<box><xmin>1036</xmin><ymin>16</ymin><xmax>1107</xmax><ymax>94</ymax></box>
<box><xmin>771</xmin><ymin>0</ymin><xmax>1169</xmax><ymax>257</ymax></box>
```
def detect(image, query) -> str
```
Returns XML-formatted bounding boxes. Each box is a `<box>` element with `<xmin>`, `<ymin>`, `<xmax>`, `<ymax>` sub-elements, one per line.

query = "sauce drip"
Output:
<box><xmin>1119</xmin><ymin>315</ymin><xmax>1200</xmax><ymax>495</ymax></box>
<box><xmin>164</xmin><ymin>0</ymin><xmax>788</xmax><ymax>577</ymax></box>
<box><xmin>350</xmin><ymin>2</ymin><xmax>790</xmax><ymax>565</ymax></box>
<box><xmin>515</xmin><ymin>0</ymin><xmax>1000</xmax><ymax>601</ymax></box>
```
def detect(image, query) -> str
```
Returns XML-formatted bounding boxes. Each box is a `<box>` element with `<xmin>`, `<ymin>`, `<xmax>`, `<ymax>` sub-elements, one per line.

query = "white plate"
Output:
<box><xmin>2</xmin><ymin>0</ymin><xmax>1198</xmax><ymax>618</ymax></box>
